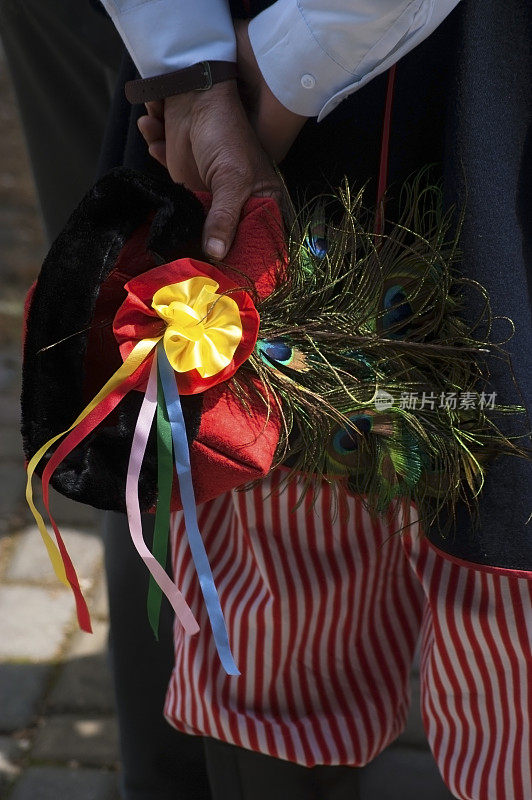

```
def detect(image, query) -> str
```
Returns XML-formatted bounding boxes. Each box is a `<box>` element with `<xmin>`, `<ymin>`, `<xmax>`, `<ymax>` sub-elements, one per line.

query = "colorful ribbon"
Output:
<box><xmin>26</xmin><ymin>337</ymin><xmax>160</xmax><ymax>631</ymax></box>
<box><xmin>146</xmin><ymin>367</ymin><xmax>175</xmax><ymax>639</ymax></box>
<box><xmin>125</xmin><ymin>351</ymin><xmax>199</xmax><ymax>637</ymax></box>
<box><xmin>158</xmin><ymin>341</ymin><xmax>240</xmax><ymax>676</ymax></box>
<box><xmin>27</xmin><ymin>277</ymin><xmax>241</xmax><ymax>675</ymax></box>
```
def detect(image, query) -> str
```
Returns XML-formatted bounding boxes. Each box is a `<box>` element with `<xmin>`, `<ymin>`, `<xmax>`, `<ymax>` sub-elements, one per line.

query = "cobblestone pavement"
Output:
<box><xmin>0</xmin><ymin>40</ymin><xmax>120</xmax><ymax>800</ymax></box>
<box><xmin>0</xmin><ymin>44</ymin><xmax>457</xmax><ymax>800</ymax></box>
<box><xmin>0</xmin><ymin>352</ymin><xmax>121</xmax><ymax>799</ymax></box>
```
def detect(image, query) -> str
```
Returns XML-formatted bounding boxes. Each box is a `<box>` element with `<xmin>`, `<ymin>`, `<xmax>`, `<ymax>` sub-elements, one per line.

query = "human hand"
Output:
<box><xmin>137</xmin><ymin>80</ymin><xmax>281</xmax><ymax>260</ymax></box>
<box><xmin>234</xmin><ymin>19</ymin><xmax>307</xmax><ymax>163</ymax></box>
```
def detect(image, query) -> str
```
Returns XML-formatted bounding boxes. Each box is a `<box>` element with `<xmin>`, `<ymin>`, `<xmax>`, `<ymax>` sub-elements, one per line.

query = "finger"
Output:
<box><xmin>165</xmin><ymin>142</ymin><xmax>206</xmax><ymax>192</ymax></box>
<box><xmin>145</xmin><ymin>100</ymin><xmax>164</xmax><ymax>119</ymax></box>
<box><xmin>138</xmin><ymin>115</ymin><xmax>165</xmax><ymax>146</ymax></box>
<box><xmin>148</xmin><ymin>141</ymin><xmax>168</xmax><ymax>168</ymax></box>
<box><xmin>250</xmin><ymin>173</ymin><xmax>283</xmax><ymax>205</ymax></box>
<box><xmin>204</xmin><ymin>175</ymin><xmax>283</xmax><ymax>260</ymax></box>
<box><xmin>138</xmin><ymin>116</ymin><xmax>167</xmax><ymax>166</ymax></box>
<box><xmin>202</xmin><ymin>169</ymin><xmax>252</xmax><ymax>260</ymax></box>
<box><xmin>203</xmin><ymin>151</ymin><xmax>282</xmax><ymax>260</ymax></box>
<box><xmin>203</xmin><ymin>195</ymin><xmax>243</xmax><ymax>260</ymax></box>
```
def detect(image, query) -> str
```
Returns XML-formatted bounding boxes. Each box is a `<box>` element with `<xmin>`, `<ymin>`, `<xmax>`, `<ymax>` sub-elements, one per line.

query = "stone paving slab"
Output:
<box><xmin>0</xmin><ymin>347</ymin><xmax>20</xmax><ymax>393</ymax></box>
<box><xmin>0</xmin><ymin>585</ymin><xmax>74</xmax><ymax>661</ymax></box>
<box><xmin>0</xmin><ymin>735</ymin><xmax>22</xmax><ymax>792</ymax></box>
<box><xmin>0</xmin><ymin>391</ymin><xmax>21</xmax><ymax>423</ymax></box>
<box><xmin>48</xmin><ymin>621</ymin><xmax>115</xmax><ymax>714</ymax></box>
<box><xmin>1</xmin><ymin>425</ymin><xmax>23</xmax><ymax>460</ymax></box>
<box><xmin>37</xmin><ymin>487</ymin><xmax>99</xmax><ymax>529</ymax></box>
<box><xmin>0</xmin><ymin>663</ymin><xmax>51</xmax><ymax>732</ymax></box>
<box><xmin>6</xmin><ymin>525</ymin><xmax>102</xmax><ymax>587</ymax></box>
<box><xmin>0</xmin><ymin>462</ymin><xmax>26</xmax><ymax>534</ymax></box>
<box><xmin>91</xmin><ymin>573</ymin><xmax>109</xmax><ymax>620</ymax></box>
<box><xmin>31</xmin><ymin>715</ymin><xmax>119</xmax><ymax>767</ymax></box>
<box><xmin>8</xmin><ymin>766</ymin><xmax>120</xmax><ymax>800</ymax></box>
<box><xmin>358</xmin><ymin>746</ymin><xmax>457</xmax><ymax>799</ymax></box>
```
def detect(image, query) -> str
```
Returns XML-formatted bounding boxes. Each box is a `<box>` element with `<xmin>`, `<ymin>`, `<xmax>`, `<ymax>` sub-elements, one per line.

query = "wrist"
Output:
<box><xmin>164</xmin><ymin>79</ymin><xmax>239</xmax><ymax>118</ymax></box>
<box><xmin>125</xmin><ymin>61</ymin><xmax>237</xmax><ymax>105</ymax></box>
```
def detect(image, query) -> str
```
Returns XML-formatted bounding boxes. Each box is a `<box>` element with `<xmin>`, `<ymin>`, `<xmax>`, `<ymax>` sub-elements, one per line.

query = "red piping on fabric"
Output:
<box><xmin>375</xmin><ymin>64</ymin><xmax>397</xmax><ymax>236</ymax></box>
<box><xmin>425</xmin><ymin>539</ymin><xmax>532</xmax><ymax>579</ymax></box>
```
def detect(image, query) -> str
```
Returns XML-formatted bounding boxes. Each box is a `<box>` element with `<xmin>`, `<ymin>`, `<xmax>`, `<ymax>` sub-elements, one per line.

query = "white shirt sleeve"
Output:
<box><xmin>99</xmin><ymin>0</ymin><xmax>236</xmax><ymax>78</ymax></box>
<box><xmin>248</xmin><ymin>0</ymin><xmax>462</xmax><ymax>120</ymax></box>
<box><xmin>101</xmin><ymin>0</ymin><xmax>460</xmax><ymax>121</ymax></box>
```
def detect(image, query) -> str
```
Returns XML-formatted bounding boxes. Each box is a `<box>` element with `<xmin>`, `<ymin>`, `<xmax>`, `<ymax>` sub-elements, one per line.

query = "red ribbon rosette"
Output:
<box><xmin>113</xmin><ymin>258</ymin><xmax>260</xmax><ymax>394</ymax></box>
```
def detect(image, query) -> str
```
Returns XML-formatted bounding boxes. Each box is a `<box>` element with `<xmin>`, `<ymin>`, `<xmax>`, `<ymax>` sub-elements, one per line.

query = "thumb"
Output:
<box><xmin>202</xmin><ymin>177</ymin><xmax>248</xmax><ymax>260</ymax></box>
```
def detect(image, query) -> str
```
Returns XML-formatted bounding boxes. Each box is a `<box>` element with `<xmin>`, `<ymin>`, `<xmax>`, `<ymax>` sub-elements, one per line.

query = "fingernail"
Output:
<box><xmin>205</xmin><ymin>237</ymin><xmax>226</xmax><ymax>260</ymax></box>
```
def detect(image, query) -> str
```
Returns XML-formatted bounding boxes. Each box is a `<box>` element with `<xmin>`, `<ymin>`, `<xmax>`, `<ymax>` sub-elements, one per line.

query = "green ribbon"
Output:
<box><xmin>147</xmin><ymin>367</ymin><xmax>174</xmax><ymax>639</ymax></box>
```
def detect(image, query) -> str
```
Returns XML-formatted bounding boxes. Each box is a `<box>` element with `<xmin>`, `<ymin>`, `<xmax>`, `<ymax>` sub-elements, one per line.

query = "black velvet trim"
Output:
<box><xmin>21</xmin><ymin>168</ymin><xmax>205</xmax><ymax>511</ymax></box>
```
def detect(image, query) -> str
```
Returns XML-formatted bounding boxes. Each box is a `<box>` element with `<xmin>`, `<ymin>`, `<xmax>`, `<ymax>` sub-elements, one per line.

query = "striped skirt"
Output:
<box><xmin>164</xmin><ymin>469</ymin><xmax>532</xmax><ymax>800</ymax></box>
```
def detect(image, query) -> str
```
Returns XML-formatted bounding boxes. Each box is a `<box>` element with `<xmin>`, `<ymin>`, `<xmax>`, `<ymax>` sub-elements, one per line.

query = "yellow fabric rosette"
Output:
<box><xmin>152</xmin><ymin>277</ymin><xmax>243</xmax><ymax>378</ymax></box>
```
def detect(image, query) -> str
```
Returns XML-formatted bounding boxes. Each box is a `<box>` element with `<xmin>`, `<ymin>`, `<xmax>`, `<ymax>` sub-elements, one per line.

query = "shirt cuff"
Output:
<box><xmin>249</xmin><ymin>0</ymin><xmax>460</xmax><ymax>121</ymax></box>
<box><xmin>249</xmin><ymin>0</ymin><xmax>354</xmax><ymax>118</ymax></box>
<box><xmin>101</xmin><ymin>0</ymin><xmax>236</xmax><ymax>78</ymax></box>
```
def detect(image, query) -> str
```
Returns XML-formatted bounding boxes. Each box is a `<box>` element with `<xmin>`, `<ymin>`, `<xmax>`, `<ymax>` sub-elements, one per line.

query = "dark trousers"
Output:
<box><xmin>204</xmin><ymin>739</ymin><xmax>361</xmax><ymax>800</ymax></box>
<box><xmin>103</xmin><ymin>512</ymin><xmax>212</xmax><ymax>800</ymax></box>
<box><xmin>0</xmin><ymin>0</ymin><xmax>121</xmax><ymax>241</ymax></box>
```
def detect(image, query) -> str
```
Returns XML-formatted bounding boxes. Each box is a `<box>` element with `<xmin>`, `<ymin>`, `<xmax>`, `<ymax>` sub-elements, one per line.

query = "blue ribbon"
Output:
<box><xmin>157</xmin><ymin>342</ymin><xmax>239</xmax><ymax>676</ymax></box>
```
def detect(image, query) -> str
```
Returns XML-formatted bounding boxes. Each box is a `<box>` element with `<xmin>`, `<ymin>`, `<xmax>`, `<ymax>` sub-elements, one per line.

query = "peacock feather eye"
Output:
<box><xmin>378</xmin><ymin>262</ymin><xmax>442</xmax><ymax>339</ymax></box>
<box><xmin>333</xmin><ymin>427</ymin><xmax>359</xmax><ymax>455</ymax></box>
<box><xmin>257</xmin><ymin>338</ymin><xmax>293</xmax><ymax>365</ymax></box>
<box><xmin>382</xmin><ymin>283</ymin><xmax>413</xmax><ymax>336</ymax></box>
<box><xmin>308</xmin><ymin>235</ymin><xmax>327</xmax><ymax>259</ymax></box>
<box><xmin>256</xmin><ymin>339</ymin><xmax>310</xmax><ymax>373</ymax></box>
<box><xmin>326</xmin><ymin>412</ymin><xmax>375</xmax><ymax>473</ymax></box>
<box><xmin>306</xmin><ymin>208</ymin><xmax>327</xmax><ymax>258</ymax></box>
<box><xmin>300</xmin><ymin>234</ymin><xmax>327</xmax><ymax>275</ymax></box>
<box><xmin>350</xmin><ymin>413</ymin><xmax>373</xmax><ymax>436</ymax></box>
<box><xmin>333</xmin><ymin>416</ymin><xmax>370</xmax><ymax>451</ymax></box>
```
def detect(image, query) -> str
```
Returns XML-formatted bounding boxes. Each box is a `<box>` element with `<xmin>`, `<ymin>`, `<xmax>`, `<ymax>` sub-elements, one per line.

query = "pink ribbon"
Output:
<box><xmin>125</xmin><ymin>352</ymin><xmax>200</xmax><ymax>637</ymax></box>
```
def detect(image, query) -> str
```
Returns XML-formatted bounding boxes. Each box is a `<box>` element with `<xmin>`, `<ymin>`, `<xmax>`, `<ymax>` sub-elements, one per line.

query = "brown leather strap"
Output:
<box><xmin>125</xmin><ymin>61</ymin><xmax>237</xmax><ymax>104</ymax></box>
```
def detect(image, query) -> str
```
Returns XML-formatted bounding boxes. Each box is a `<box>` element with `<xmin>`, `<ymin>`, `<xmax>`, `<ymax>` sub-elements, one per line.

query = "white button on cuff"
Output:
<box><xmin>300</xmin><ymin>73</ymin><xmax>316</xmax><ymax>89</ymax></box>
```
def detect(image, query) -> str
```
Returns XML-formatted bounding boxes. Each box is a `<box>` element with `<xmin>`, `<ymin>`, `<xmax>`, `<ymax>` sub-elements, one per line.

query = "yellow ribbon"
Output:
<box><xmin>152</xmin><ymin>277</ymin><xmax>242</xmax><ymax>378</ymax></box>
<box><xmin>26</xmin><ymin>338</ymin><xmax>160</xmax><ymax>585</ymax></box>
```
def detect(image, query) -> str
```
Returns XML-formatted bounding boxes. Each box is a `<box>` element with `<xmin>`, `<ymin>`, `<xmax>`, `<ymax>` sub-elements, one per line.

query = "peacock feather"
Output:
<box><xmin>226</xmin><ymin>171</ymin><xmax>531</xmax><ymax>534</ymax></box>
<box><xmin>256</xmin><ymin>338</ymin><xmax>310</xmax><ymax>375</ymax></box>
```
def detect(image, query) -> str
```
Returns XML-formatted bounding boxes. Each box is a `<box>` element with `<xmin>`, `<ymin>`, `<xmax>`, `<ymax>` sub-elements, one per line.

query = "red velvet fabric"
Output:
<box><xmin>84</xmin><ymin>195</ymin><xmax>285</xmax><ymax>509</ymax></box>
<box><xmin>183</xmin><ymin>380</ymin><xmax>281</xmax><ymax>508</ymax></box>
<box><xmin>195</xmin><ymin>193</ymin><xmax>286</xmax><ymax>301</ymax></box>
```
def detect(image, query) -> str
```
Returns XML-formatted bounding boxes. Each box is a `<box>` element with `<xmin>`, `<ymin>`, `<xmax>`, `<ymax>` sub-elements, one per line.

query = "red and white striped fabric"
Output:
<box><xmin>164</xmin><ymin>469</ymin><xmax>532</xmax><ymax>799</ymax></box>
<box><xmin>403</xmin><ymin>535</ymin><xmax>532</xmax><ymax>800</ymax></box>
